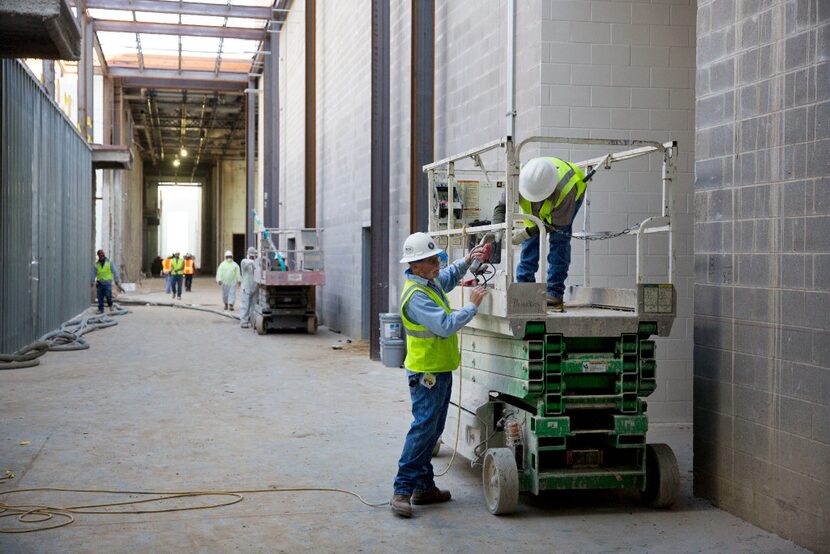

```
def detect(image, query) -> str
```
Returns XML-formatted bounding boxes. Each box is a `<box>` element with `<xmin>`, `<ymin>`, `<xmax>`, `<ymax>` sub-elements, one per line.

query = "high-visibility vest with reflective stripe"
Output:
<box><xmin>170</xmin><ymin>257</ymin><xmax>185</xmax><ymax>275</ymax></box>
<box><xmin>184</xmin><ymin>259</ymin><xmax>195</xmax><ymax>274</ymax></box>
<box><xmin>400</xmin><ymin>279</ymin><xmax>460</xmax><ymax>373</ymax></box>
<box><xmin>162</xmin><ymin>258</ymin><xmax>172</xmax><ymax>273</ymax></box>
<box><xmin>520</xmin><ymin>157</ymin><xmax>586</xmax><ymax>228</ymax></box>
<box><xmin>95</xmin><ymin>260</ymin><xmax>114</xmax><ymax>282</ymax></box>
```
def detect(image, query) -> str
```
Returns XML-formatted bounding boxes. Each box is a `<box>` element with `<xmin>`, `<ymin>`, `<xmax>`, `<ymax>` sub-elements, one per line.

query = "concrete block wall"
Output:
<box><xmin>693</xmin><ymin>0</ymin><xmax>830</xmax><ymax>550</ymax></box>
<box><xmin>276</xmin><ymin>2</ymin><xmax>696</xmax><ymax>414</ymax></box>
<box><xmin>218</xmin><ymin>160</ymin><xmax>245</xmax><ymax>259</ymax></box>
<box><xmin>390</xmin><ymin>0</ymin><xmax>541</xmax><ymax>306</ymax></box>
<box><xmin>279</xmin><ymin>5</ymin><xmax>307</xmax><ymax>231</ymax></box>
<box><xmin>115</xmin><ymin>145</ymin><xmax>143</xmax><ymax>283</ymax></box>
<box><xmin>432</xmin><ymin>1</ymin><xmax>541</xmax><ymax>159</ymax></box>
<box><xmin>388</xmin><ymin>2</ymin><xmax>412</xmax><ymax>307</ymax></box>
<box><xmin>538</xmin><ymin>0</ymin><xmax>697</xmax><ymax>423</ymax></box>
<box><xmin>315</xmin><ymin>2</ymin><xmax>372</xmax><ymax>334</ymax></box>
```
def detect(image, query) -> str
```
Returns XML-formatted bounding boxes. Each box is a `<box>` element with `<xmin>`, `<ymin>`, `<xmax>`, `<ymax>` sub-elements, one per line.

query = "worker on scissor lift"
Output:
<box><xmin>493</xmin><ymin>157</ymin><xmax>588</xmax><ymax>311</ymax></box>
<box><xmin>391</xmin><ymin>232</ymin><xmax>489</xmax><ymax>518</ymax></box>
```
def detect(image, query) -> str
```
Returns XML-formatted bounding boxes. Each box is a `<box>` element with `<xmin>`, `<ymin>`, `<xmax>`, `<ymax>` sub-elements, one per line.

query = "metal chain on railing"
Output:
<box><xmin>549</xmin><ymin>222</ymin><xmax>642</xmax><ymax>241</ymax></box>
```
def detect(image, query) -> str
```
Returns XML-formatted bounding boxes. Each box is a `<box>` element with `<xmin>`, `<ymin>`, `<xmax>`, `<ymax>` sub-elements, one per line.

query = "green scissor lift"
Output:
<box><xmin>423</xmin><ymin>135</ymin><xmax>681</xmax><ymax>515</ymax></box>
<box><xmin>452</xmin><ymin>290</ymin><xmax>679</xmax><ymax>514</ymax></box>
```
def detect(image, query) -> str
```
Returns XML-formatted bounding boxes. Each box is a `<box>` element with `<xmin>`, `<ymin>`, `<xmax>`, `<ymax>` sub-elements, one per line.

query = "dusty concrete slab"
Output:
<box><xmin>0</xmin><ymin>278</ymin><xmax>806</xmax><ymax>552</ymax></box>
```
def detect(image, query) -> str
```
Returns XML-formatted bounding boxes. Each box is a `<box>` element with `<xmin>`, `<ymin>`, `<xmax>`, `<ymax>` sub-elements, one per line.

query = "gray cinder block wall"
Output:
<box><xmin>694</xmin><ymin>0</ymin><xmax>830</xmax><ymax>550</ymax></box>
<box><xmin>278</xmin><ymin>1</ymin><xmax>696</xmax><ymax>423</ymax></box>
<box><xmin>538</xmin><ymin>0</ymin><xmax>697</xmax><ymax>423</ymax></box>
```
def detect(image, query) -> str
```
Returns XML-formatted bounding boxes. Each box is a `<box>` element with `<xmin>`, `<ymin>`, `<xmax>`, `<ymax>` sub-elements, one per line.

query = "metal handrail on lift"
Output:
<box><xmin>423</xmin><ymin>135</ymin><xmax>678</xmax><ymax>293</ymax></box>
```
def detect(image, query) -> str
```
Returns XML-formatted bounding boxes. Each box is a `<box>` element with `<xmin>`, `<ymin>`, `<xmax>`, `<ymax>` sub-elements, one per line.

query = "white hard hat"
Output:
<box><xmin>519</xmin><ymin>157</ymin><xmax>557</xmax><ymax>202</ymax></box>
<box><xmin>400</xmin><ymin>232</ymin><xmax>444</xmax><ymax>264</ymax></box>
<box><xmin>247</xmin><ymin>247</ymin><xmax>257</xmax><ymax>256</ymax></box>
<box><xmin>224</xmin><ymin>250</ymin><xmax>233</xmax><ymax>258</ymax></box>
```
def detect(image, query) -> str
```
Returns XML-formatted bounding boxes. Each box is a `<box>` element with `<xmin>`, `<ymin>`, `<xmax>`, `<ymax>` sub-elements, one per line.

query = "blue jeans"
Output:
<box><xmin>393</xmin><ymin>371</ymin><xmax>453</xmax><ymax>496</ymax></box>
<box><xmin>96</xmin><ymin>281</ymin><xmax>113</xmax><ymax>312</ymax></box>
<box><xmin>170</xmin><ymin>275</ymin><xmax>183</xmax><ymax>298</ymax></box>
<box><xmin>165</xmin><ymin>274</ymin><xmax>172</xmax><ymax>293</ymax></box>
<box><xmin>516</xmin><ymin>198</ymin><xmax>583</xmax><ymax>299</ymax></box>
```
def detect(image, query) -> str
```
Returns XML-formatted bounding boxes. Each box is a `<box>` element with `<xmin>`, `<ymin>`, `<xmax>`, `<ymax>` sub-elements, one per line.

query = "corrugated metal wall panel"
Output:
<box><xmin>0</xmin><ymin>59</ymin><xmax>92</xmax><ymax>354</ymax></box>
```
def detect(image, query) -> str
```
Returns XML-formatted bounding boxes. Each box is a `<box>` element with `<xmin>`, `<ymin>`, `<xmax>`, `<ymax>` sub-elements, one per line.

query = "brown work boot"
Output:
<box><xmin>390</xmin><ymin>494</ymin><xmax>412</xmax><ymax>518</ymax></box>
<box><xmin>546</xmin><ymin>296</ymin><xmax>564</xmax><ymax>311</ymax></box>
<box><xmin>411</xmin><ymin>486</ymin><xmax>452</xmax><ymax>505</ymax></box>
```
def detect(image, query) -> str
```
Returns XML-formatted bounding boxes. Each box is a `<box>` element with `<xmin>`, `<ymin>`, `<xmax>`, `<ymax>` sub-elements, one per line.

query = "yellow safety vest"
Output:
<box><xmin>400</xmin><ymin>279</ymin><xmax>460</xmax><ymax>373</ymax></box>
<box><xmin>520</xmin><ymin>157</ymin><xmax>586</xmax><ymax>228</ymax></box>
<box><xmin>170</xmin><ymin>258</ymin><xmax>185</xmax><ymax>275</ymax></box>
<box><xmin>95</xmin><ymin>260</ymin><xmax>114</xmax><ymax>282</ymax></box>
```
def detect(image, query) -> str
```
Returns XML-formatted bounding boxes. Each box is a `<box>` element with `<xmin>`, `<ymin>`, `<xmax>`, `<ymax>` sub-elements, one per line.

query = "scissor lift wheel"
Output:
<box><xmin>254</xmin><ymin>313</ymin><xmax>266</xmax><ymax>335</ymax></box>
<box><xmin>482</xmin><ymin>448</ymin><xmax>519</xmax><ymax>515</ymax></box>
<box><xmin>432</xmin><ymin>438</ymin><xmax>442</xmax><ymax>457</ymax></box>
<box><xmin>641</xmin><ymin>443</ymin><xmax>680</xmax><ymax>509</ymax></box>
<box><xmin>306</xmin><ymin>315</ymin><xmax>317</xmax><ymax>334</ymax></box>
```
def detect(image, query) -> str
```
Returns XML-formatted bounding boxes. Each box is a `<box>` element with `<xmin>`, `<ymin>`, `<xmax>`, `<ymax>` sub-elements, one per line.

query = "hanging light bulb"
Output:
<box><xmin>173</xmin><ymin>158</ymin><xmax>180</xmax><ymax>167</ymax></box>
<box><xmin>180</xmin><ymin>147</ymin><xmax>188</xmax><ymax>157</ymax></box>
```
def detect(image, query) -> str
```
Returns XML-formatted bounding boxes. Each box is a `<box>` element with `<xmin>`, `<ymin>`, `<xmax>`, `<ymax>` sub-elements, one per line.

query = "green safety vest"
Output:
<box><xmin>520</xmin><ymin>157</ymin><xmax>587</xmax><ymax>228</ymax></box>
<box><xmin>95</xmin><ymin>260</ymin><xmax>114</xmax><ymax>282</ymax></box>
<box><xmin>170</xmin><ymin>257</ymin><xmax>185</xmax><ymax>275</ymax></box>
<box><xmin>399</xmin><ymin>279</ymin><xmax>461</xmax><ymax>373</ymax></box>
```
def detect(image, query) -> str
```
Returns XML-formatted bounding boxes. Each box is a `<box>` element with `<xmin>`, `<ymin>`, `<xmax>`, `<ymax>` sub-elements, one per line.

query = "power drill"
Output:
<box><xmin>465</xmin><ymin>233</ymin><xmax>496</xmax><ymax>286</ymax></box>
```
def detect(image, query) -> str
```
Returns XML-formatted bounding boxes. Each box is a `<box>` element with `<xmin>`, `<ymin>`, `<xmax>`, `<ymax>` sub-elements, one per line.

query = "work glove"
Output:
<box><xmin>511</xmin><ymin>228</ymin><xmax>531</xmax><ymax>245</ymax></box>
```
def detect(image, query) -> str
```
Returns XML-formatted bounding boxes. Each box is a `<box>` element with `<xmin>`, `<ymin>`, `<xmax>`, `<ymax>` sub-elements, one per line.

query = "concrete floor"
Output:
<box><xmin>0</xmin><ymin>277</ymin><xmax>807</xmax><ymax>553</ymax></box>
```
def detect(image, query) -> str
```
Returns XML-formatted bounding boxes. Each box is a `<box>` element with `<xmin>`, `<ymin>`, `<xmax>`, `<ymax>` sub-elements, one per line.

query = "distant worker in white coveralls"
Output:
<box><xmin>216</xmin><ymin>250</ymin><xmax>241</xmax><ymax>311</ymax></box>
<box><xmin>239</xmin><ymin>247</ymin><xmax>258</xmax><ymax>328</ymax></box>
<box><xmin>390</xmin><ymin>232</ymin><xmax>489</xmax><ymax>518</ymax></box>
<box><xmin>493</xmin><ymin>157</ymin><xmax>589</xmax><ymax>311</ymax></box>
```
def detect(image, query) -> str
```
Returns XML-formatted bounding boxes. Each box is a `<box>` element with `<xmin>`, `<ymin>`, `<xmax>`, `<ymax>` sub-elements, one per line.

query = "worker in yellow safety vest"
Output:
<box><xmin>390</xmin><ymin>232</ymin><xmax>489</xmax><ymax>518</ymax></box>
<box><xmin>183</xmin><ymin>253</ymin><xmax>196</xmax><ymax>292</ymax></box>
<box><xmin>493</xmin><ymin>157</ymin><xmax>589</xmax><ymax>311</ymax></box>
<box><xmin>90</xmin><ymin>249</ymin><xmax>121</xmax><ymax>314</ymax></box>
<box><xmin>169</xmin><ymin>251</ymin><xmax>185</xmax><ymax>300</ymax></box>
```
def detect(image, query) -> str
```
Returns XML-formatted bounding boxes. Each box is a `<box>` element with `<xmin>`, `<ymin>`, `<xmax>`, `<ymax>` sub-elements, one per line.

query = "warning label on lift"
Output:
<box><xmin>582</xmin><ymin>362</ymin><xmax>608</xmax><ymax>373</ymax></box>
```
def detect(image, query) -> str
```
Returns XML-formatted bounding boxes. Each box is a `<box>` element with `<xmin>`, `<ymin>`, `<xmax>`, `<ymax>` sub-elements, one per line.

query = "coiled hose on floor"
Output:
<box><xmin>0</xmin><ymin>307</ymin><xmax>130</xmax><ymax>370</ymax></box>
<box><xmin>0</xmin><ymin>299</ymin><xmax>241</xmax><ymax>371</ymax></box>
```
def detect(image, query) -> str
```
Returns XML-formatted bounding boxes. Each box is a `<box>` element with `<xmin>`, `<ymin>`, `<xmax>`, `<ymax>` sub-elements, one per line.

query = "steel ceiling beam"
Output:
<box><xmin>110</xmin><ymin>68</ymin><xmax>248</xmax><ymax>82</ymax></box>
<box><xmin>94</xmin><ymin>19</ymin><xmax>264</xmax><ymax>40</ymax></box>
<box><xmin>83</xmin><ymin>0</ymin><xmax>271</xmax><ymax>19</ymax></box>
<box><xmin>119</xmin><ymin>79</ymin><xmax>245</xmax><ymax>91</ymax></box>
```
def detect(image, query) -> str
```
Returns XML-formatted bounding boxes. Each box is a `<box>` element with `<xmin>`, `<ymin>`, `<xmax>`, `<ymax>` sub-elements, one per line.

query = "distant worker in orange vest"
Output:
<box><xmin>162</xmin><ymin>255</ymin><xmax>173</xmax><ymax>294</ymax></box>
<box><xmin>184</xmin><ymin>253</ymin><xmax>196</xmax><ymax>292</ymax></box>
